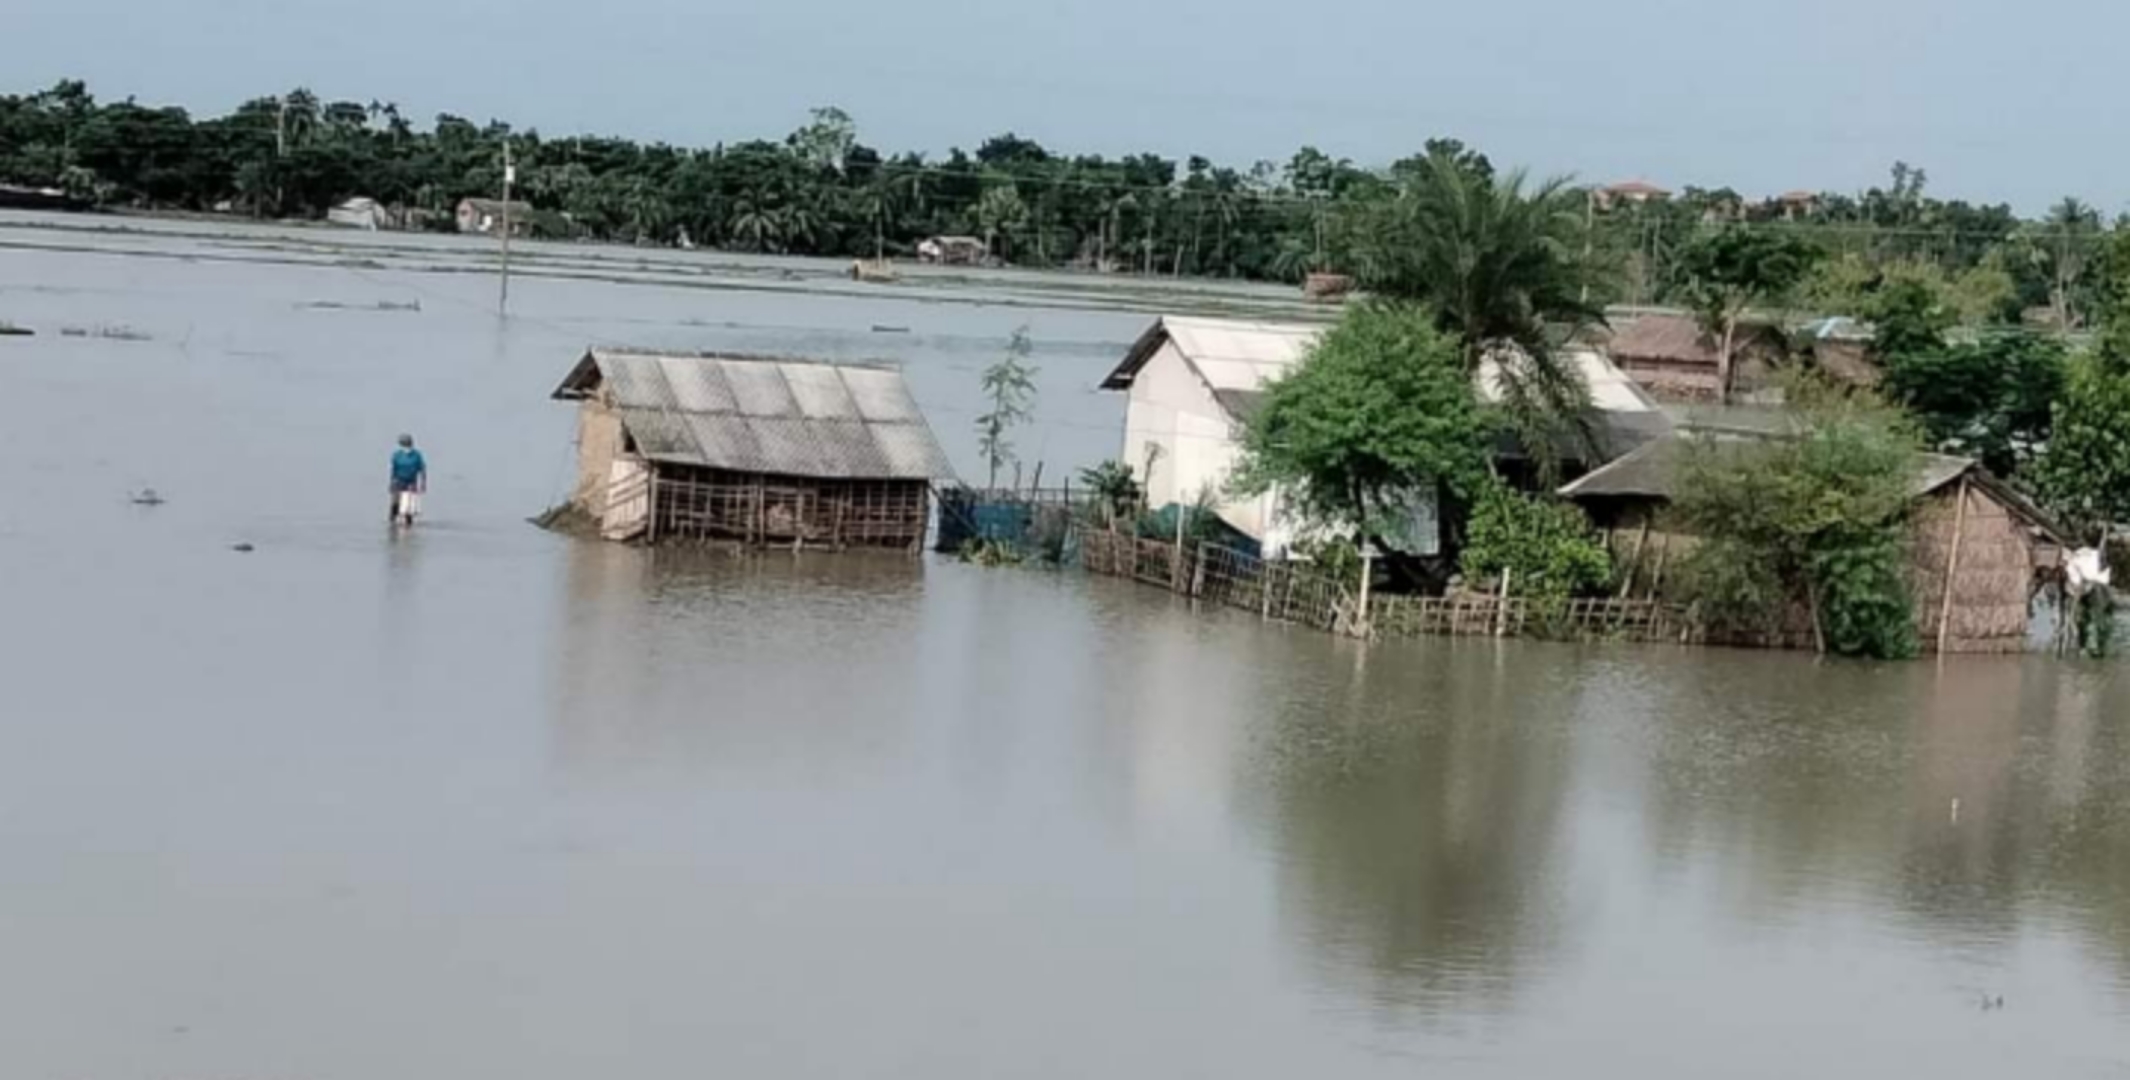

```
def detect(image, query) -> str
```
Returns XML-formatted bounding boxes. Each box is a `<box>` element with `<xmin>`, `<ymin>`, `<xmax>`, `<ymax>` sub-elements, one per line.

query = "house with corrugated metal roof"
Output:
<box><xmin>1099</xmin><ymin>315</ymin><xmax>1668</xmax><ymax>555</ymax></box>
<box><xmin>551</xmin><ymin>349</ymin><xmax>955</xmax><ymax>549</ymax></box>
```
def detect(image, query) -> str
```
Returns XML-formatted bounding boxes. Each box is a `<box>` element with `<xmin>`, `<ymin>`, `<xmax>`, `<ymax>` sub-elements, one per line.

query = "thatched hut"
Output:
<box><xmin>1606</xmin><ymin>313</ymin><xmax>1790</xmax><ymax>402</ymax></box>
<box><xmin>1561</xmin><ymin>432</ymin><xmax>2069</xmax><ymax>653</ymax></box>
<box><xmin>551</xmin><ymin>349</ymin><xmax>955</xmax><ymax>549</ymax></box>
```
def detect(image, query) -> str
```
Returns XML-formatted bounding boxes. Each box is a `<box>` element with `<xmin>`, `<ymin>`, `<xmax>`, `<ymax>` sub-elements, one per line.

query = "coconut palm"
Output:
<box><xmin>1346</xmin><ymin>150</ymin><xmax>1607</xmax><ymax>466</ymax></box>
<box><xmin>728</xmin><ymin>192</ymin><xmax>780</xmax><ymax>253</ymax></box>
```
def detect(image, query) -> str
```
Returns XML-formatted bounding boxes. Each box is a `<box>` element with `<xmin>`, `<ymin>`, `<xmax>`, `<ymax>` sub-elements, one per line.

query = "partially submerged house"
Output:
<box><xmin>552</xmin><ymin>349</ymin><xmax>955</xmax><ymax>549</ymax></box>
<box><xmin>1606</xmin><ymin>313</ymin><xmax>1791</xmax><ymax>401</ymax></box>
<box><xmin>1560</xmin><ymin>430</ymin><xmax>2070</xmax><ymax>653</ymax></box>
<box><xmin>1100</xmin><ymin>315</ymin><xmax>1668</xmax><ymax>555</ymax></box>
<box><xmin>916</xmin><ymin>236</ymin><xmax>988</xmax><ymax>265</ymax></box>
<box><xmin>457</xmin><ymin>198</ymin><xmax>536</xmax><ymax>236</ymax></box>
<box><xmin>327</xmin><ymin>197</ymin><xmax>395</xmax><ymax>231</ymax></box>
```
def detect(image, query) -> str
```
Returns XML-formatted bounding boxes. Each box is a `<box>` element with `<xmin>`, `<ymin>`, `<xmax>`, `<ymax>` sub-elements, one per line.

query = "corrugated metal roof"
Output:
<box><xmin>557</xmin><ymin>350</ymin><xmax>955</xmax><ymax>481</ymax></box>
<box><xmin>1100</xmin><ymin>316</ymin><xmax>1322</xmax><ymax>391</ymax></box>
<box><xmin>1105</xmin><ymin>318</ymin><xmax>1664</xmax><ymax>446</ymax></box>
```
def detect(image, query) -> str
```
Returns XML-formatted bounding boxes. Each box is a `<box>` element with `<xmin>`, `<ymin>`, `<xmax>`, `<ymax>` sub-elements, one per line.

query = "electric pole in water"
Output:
<box><xmin>498</xmin><ymin>139</ymin><xmax>515</xmax><ymax>314</ymax></box>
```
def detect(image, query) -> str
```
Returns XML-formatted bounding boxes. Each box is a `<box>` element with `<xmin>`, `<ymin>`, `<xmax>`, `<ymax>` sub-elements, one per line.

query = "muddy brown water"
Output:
<box><xmin>2</xmin><ymin>215</ymin><xmax>2128</xmax><ymax>1078</ymax></box>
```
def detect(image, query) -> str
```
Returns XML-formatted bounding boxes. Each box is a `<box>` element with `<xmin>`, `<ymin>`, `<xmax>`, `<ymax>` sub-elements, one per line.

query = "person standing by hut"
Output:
<box><xmin>389</xmin><ymin>434</ymin><xmax>427</xmax><ymax>527</ymax></box>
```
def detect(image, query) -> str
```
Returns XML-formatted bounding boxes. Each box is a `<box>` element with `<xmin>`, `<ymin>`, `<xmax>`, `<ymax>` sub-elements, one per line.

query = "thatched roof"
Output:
<box><xmin>1560</xmin><ymin>430</ymin><xmax>1970</xmax><ymax>503</ymax></box>
<box><xmin>1558</xmin><ymin>429</ymin><xmax>2071</xmax><ymax>545</ymax></box>
<box><xmin>1608</xmin><ymin>314</ymin><xmax>1785</xmax><ymax>368</ymax></box>
<box><xmin>553</xmin><ymin>349</ymin><xmax>955</xmax><ymax>481</ymax></box>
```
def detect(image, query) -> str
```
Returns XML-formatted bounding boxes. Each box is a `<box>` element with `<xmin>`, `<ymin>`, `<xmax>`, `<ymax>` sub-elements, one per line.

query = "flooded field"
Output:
<box><xmin>2</xmin><ymin>214</ymin><xmax>2127</xmax><ymax>1078</ymax></box>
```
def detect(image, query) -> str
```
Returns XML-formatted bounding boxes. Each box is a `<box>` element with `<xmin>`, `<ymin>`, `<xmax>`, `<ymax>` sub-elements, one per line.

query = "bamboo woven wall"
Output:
<box><xmin>649</xmin><ymin>467</ymin><xmax>930</xmax><ymax>550</ymax></box>
<box><xmin>1907</xmin><ymin>483</ymin><xmax>2041</xmax><ymax>653</ymax></box>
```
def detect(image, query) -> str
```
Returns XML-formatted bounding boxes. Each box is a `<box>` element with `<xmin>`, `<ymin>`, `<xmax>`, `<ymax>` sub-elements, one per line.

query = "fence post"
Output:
<box><xmin>1494</xmin><ymin>569</ymin><xmax>1513</xmax><ymax>638</ymax></box>
<box><xmin>1935</xmin><ymin>476</ymin><xmax>1971</xmax><ymax>655</ymax></box>
<box><xmin>1191</xmin><ymin>543</ymin><xmax>1208</xmax><ymax>599</ymax></box>
<box><xmin>1171</xmin><ymin>503</ymin><xmax>1188</xmax><ymax>591</ymax></box>
<box><xmin>1355</xmin><ymin>546</ymin><xmax>1376</xmax><ymax>637</ymax></box>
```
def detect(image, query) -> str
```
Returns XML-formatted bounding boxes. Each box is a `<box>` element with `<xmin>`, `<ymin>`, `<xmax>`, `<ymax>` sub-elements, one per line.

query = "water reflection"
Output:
<box><xmin>1247</xmin><ymin>642</ymin><xmax>1592</xmax><ymax>1015</ymax></box>
<box><xmin>546</xmin><ymin>541</ymin><xmax>929</xmax><ymax>777</ymax></box>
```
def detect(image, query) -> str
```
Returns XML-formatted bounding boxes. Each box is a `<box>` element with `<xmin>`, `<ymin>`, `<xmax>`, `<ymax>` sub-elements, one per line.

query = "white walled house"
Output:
<box><xmin>1099</xmin><ymin>315</ymin><xmax>1670</xmax><ymax>556</ymax></box>
<box><xmin>1100</xmin><ymin>317</ymin><xmax>1320</xmax><ymax>553</ymax></box>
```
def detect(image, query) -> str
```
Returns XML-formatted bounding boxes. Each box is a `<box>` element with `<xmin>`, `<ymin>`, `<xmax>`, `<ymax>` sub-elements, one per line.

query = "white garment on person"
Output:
<box><xmin>396</xmin><ymin>491</ymin><xmax>422</xmax><ymax>518</ymax></box>
<box><xmin>2069</xmin><ymin>547</ymin><xmax>2111</xmax><ymax>590</ymax></box>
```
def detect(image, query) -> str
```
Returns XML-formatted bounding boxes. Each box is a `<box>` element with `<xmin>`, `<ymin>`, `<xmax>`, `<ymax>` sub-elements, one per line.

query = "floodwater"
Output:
<box><xmin>2</xmin><ymin>214</ymin><xmax>2128</xmax><ymax>1079</ymax></box>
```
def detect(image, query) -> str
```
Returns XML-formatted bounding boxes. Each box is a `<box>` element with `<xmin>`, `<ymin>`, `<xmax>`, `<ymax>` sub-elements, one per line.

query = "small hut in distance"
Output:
<box><xmin>552</xmin><ymin>349</ymin><xmax>955</xmax><ymax>549</ymax></box>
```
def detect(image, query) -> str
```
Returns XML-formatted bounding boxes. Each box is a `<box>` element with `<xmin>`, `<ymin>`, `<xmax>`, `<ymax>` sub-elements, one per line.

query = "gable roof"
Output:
<box><xmin>1100</xmin><ymin>315</ymin><xmax>1322</xmax><ymax>394</ymax></box>
<box><xmin>1609</xmin><ymin>313</ymin><xmax>1785</xmax><ymax>368</ymax></box>
<box><xmin>460</xmin><ymin>197</ymin><xmax>534</xmax><ymax>216</ymax></box>
<box><xmin>1557</xmin><ymin>429</ymin><xmax>2070</xmax><ymax>544</ymax></box>
<box><xmin>553</xmin><ymin>349</ymin><xmax>955</xmax><ymax>481</ymax></box>
<box><xmin>1101</xmin><ymin>316</ymin><xmax>1672</xmax><ymax>459</ymax></box>
<box><xmin>1558</xmin><ymin>430</ymin><xmax>1975</xmax><ymax>502</ymax></box>
<box><xmin>1604</xmin><ymin>180</ymin><xmax>1671</xmax><ymax>197</ymax></box>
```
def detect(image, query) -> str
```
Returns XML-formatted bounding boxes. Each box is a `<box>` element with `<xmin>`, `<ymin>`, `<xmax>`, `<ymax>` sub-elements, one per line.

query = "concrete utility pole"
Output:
<box><xmin>498</xmin><ymin>139</ymin><xmax>515</xmax><ymax>314</ymax></box>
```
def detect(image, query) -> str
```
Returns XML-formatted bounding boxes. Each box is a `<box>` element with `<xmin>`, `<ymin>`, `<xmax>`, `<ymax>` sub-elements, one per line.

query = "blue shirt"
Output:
<box><xmin>391</xmin><ymin>447</ymin><xmax>426</xmax><ymax>486</ymax></box>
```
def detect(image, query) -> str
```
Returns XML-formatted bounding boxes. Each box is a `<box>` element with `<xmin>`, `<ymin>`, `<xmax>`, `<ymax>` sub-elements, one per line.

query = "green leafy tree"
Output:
<box><xmin>1882</xmin><ymin>333</ymin><xmax>2065</xmax><ymax>476</ymax></box>
<box><xmin>1675</xmin><ymin>226</ymin><xmax>1823</xmax><ymax>401</ymax></box>
<box><xmin>787</xmin><ymin>106</ymin><xmax>856</xmax><ymax>174</ymax></box>
<box><xmin>976</xmin><ymin>326</ymin><xmax>1038</xmax><ymax>489</ymax></box>
<box><xmin>2034</xmin><ymin>355</ymin><xmax>2130</xmax><ymax>530</ymax></box>
<box><xmin>1674</xmin><ymin>384</ymin><xmax>1923</xmax><ymax>659</ymax></box>
<box><xmin>1076</xmin><ymin>460</ymin><xmax>1142</xmax><ymax>526</ymax></box>
<box><xmin>1231</xmin><ymin>302</ymin><xmax>1489</xmax><ymax>548</ymax></box>
<box><xmin>1867</xmin><ymin>275</ymin><xmax>1956</xmax><ymax>362</ymax></box>
<box><xmin>2037</xmin><ymin>231</ymin><xmax>2130</xmax><ymax>529</ymax></box>
<box><xmin>1458</xmin><ymin>480</ymin><xmax>1612</xmax><ymax>599</ymax></box>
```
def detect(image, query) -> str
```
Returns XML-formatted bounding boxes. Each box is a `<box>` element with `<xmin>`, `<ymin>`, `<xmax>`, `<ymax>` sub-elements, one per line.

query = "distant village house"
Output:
<box><xmin>551</xmin><ymin>349</ymin><xmax>955</xmax><ymax>549</ymax></box>
<box><xmin>1593</xmin><ymin>180</ymin><xmax>1670</xmax><ymax>211</ymax></box>
<box><xmin>457</xmin><ymin>198</ymin><xmax>536</xmax><ymax>237</ymax></box>
<box><xmin>1605</xmin><ymin>313</ymin><xmax>1790</xmax><ymax>402</ymax></box>
<box><xmin>326</xmin><ymin>197</ymin><xmax>397</xmax><ymax>231</ymax></box>
<box><xmin>917</xmin><ymin>236</ymin><xmax>988</xmax><ymax>266</ymax></box>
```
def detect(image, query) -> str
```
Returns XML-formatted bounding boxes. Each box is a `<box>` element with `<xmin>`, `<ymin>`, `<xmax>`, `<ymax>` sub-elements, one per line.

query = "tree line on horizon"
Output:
<box><xmin>0</xmin><ymin>79</ymin><xmax>2121</xmax><ymax>324</ymax></box>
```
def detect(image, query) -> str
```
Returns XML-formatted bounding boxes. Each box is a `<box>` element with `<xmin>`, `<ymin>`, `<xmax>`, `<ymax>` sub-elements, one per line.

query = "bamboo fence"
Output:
<box><xmin>1078</xmin><ymin>530</ymin><xmax>1692</xmax><ymax>645</ymax></box>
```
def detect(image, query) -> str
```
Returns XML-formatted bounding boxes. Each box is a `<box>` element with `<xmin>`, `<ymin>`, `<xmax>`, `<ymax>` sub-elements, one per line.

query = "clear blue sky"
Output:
<box><xmin>7</xmin><ymin>0</ymin><xmax>2122</xmax><ymax>214</ymax></box>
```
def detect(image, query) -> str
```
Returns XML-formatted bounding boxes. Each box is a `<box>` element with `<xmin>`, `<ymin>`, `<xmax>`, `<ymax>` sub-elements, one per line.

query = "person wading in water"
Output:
<box><xmin>389</xmin><ymin>434</ymin><xmax>427</xmax><ymax>527</ymax></box>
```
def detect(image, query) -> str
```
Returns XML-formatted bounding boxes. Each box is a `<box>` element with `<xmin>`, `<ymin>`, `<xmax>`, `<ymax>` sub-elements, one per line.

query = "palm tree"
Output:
<box><xmin>975</xmin><ymin>184</ymin><xmax>1028</xmax><ymax>262</ymax></box>
<box><xmin>1347</xmin><ymin>149</ymin><xmax>1607</xmax><ymax>471</ymax></box>
<box><xmin>2033</xmin><ymin>197</ymin><xmax>2102</xmax><ymax>331</ymax></box>
<box><xmin>728</xmin><ymin>192</ymin><xmax>779</xmax><ymax>253</ymax></box>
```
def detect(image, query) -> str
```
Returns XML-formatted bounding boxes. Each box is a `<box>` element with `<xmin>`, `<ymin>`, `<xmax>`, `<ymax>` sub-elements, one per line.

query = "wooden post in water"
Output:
<box><xmin>1191</xmin><ymin>543</ymin><xmax>1208</xmax><ymax>599</ymax></box>
<box><xmin>1935</xmin><ymin>477</ymin><xmax>1971</xmax><ymax>655</ymax></box>
<box><xmin>1171</xmin><ymin>497</ymin><xmax>1188</xmax><ymax>592</ymax></box>
<box><xmin>1494</xmin><ymin>569</ymin><xmax>1513</xmax><ymax>638</ymax></box>
<box><xmin>646</xmin><ymin>470</ymin><xmax>660</xmax><ymax>545</ymax></box>
<box><xmin>1355</xmin><ymin>546</ymin><xmax>1376</xmax><ymax>637</ymax></box>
